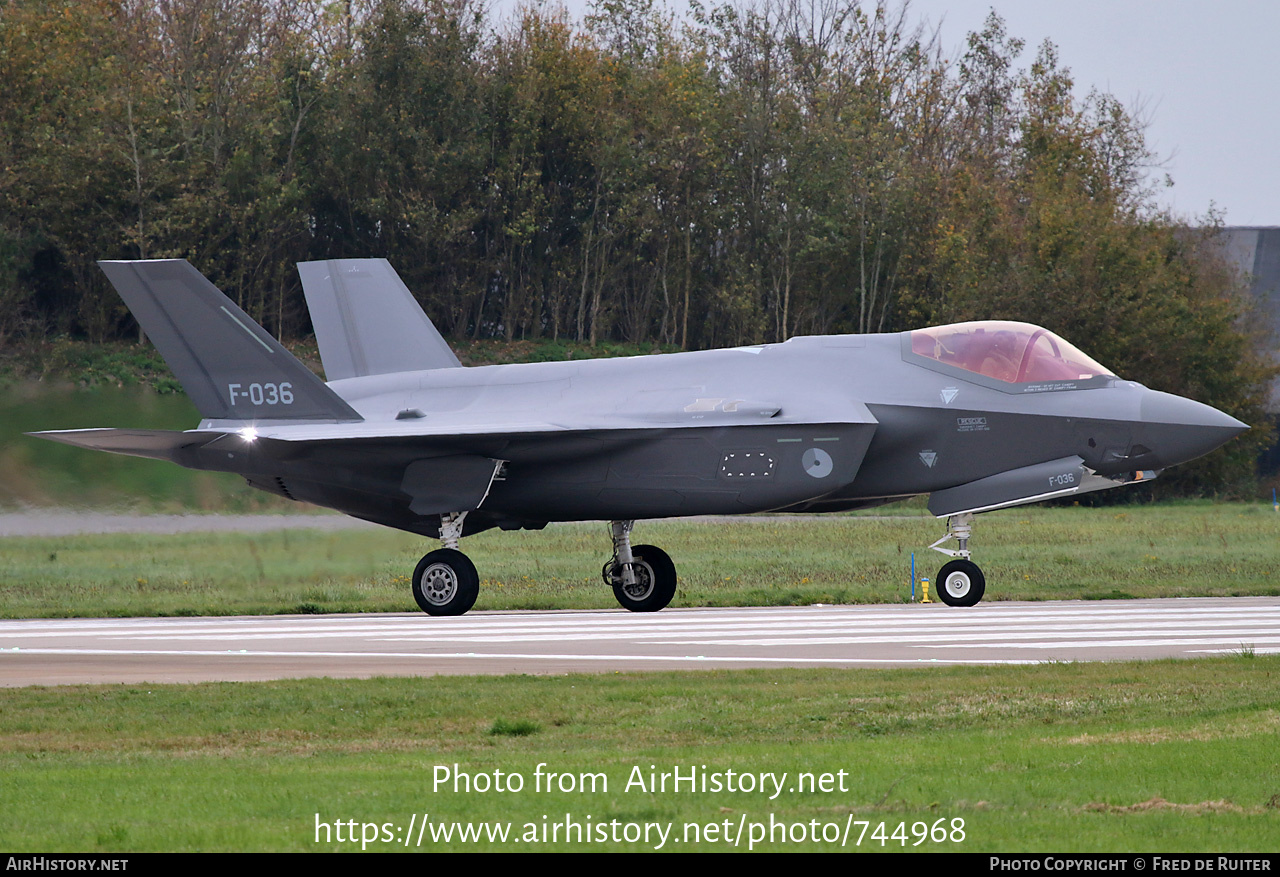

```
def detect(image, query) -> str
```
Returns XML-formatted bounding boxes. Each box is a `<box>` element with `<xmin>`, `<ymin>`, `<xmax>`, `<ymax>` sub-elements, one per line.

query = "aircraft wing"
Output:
<box><xmin>238</xmin><ymin>404</ymin><xmax>879</xmax><ymax>521</ymax></box>
<box><xmin>31</xmin><ymin>396</ymin><xmax>875</xmax><ymax>457</ymax></box>
<box><xmin>33</xmin><ymin>402</ymin><xmax>878</xmax><ymax>525</ymax></box>
<box><xmin>238</xmin><ymin>392</ymin><xmax>873</xmax><ymax>442</ymax></box>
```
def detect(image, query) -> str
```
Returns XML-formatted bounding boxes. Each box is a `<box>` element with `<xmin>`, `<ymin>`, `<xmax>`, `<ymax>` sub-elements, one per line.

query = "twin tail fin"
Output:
<box><xmin>98</xmin><ymin>260</ymin><xmax>362</xmax><ymax>423</ymax></box>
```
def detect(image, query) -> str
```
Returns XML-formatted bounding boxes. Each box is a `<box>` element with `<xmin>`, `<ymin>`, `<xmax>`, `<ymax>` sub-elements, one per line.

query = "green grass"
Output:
<box><xmin>0</xmin><ymin>659</ymin><xmax>1277</xmax><ymax>851</ymax></box>
<box><xmin>488</xmin><ymin>718</ymin><xmax>542</xmax><ymax>737</ymax></box>
<box><xmin>0</xmin><ymin>382</ymin><xmax>295</xmax><ymax>510</ymax></box>
<box><xmin>0</xmin><ymin>503</ymin><xmax>1277</xmax><ymax>618</ymax></box>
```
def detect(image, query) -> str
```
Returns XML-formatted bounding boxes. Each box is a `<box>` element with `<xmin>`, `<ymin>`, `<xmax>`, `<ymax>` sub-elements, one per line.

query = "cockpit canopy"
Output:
<box><xmin>909</xmin><ymin>321</ymin><xmax>1114</xmax><ymax>384</ymax></box>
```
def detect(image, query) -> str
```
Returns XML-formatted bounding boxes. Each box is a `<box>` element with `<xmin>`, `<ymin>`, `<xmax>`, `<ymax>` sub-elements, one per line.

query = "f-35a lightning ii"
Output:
<box><xmin>32</xmin><ymin>259</ymin><xmax>1247</xmax><ymax>615</ymax></box>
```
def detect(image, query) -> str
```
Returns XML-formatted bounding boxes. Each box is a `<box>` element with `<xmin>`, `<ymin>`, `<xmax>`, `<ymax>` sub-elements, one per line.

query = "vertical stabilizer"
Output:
<box><xmin>298</xmin><ymin>258</ymin><xmax>462</xmax><ymax>381</ymax></box>
<box><xmin>98</xmin><ymin>260</ymin><xmax>362</xmax><ymax>423</ymax></box>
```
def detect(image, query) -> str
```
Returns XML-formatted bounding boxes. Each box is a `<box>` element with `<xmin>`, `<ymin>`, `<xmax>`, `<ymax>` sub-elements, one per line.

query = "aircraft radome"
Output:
<box><xmin>31</xmin><ymin>259</ymin><xmax>1247</xmax><ymax>615</ymax></box>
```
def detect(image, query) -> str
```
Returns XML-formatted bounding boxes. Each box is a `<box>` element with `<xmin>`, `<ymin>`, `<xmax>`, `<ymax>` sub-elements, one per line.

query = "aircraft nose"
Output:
<box><xmin>1137</xmin><ymin>390</ymin><xmax>1248</xmax><ymax>468</ymax></box>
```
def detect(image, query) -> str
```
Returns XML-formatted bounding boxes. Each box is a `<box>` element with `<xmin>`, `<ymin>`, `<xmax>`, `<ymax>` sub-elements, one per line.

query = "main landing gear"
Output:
<box><xmin>411</xmin><ymin>513</ymin><xmax>479</xmax><ymax>616</ymax></box>
<box><xmin>407</xmin><ymin>513</ymin><xmax>678</xmax><ymax>616</ymax></box>
<box><xmin>928</xmin><ymin>512</ymin><xmax>986</xmax><ymax>607</ymax></box>
<box><xmin>601</xmin><ymin>520</ymin><xmax>677</xmax><ymax>612</ymax></box>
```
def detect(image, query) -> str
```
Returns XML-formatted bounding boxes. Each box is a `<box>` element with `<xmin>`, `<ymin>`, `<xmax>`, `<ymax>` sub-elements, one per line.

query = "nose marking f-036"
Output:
<box><xmin>802</xmin><ymin>447</ymin><xmax>834</xmax><ymax>478</ymax></box>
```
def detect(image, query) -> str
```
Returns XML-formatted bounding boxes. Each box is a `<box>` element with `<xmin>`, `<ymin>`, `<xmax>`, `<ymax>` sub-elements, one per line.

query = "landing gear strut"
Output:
<box><xmin>406</xmin><ymin>514</ymin><xmax>681</xmax><ymax>617</ymax></box>
<box><xmin>928</xmin><ymin>512</ymin><xmax>986</xmax><ymax>607</ymax></box>
<box><xmin>602</xmin><ymin>520</ymin><xmax>677</xmax><ymax>612</ymax></box>
<box><xmin>411</xmin><ymin>512</ymin><xmax>479</xmax><ymax>616</ymax></box>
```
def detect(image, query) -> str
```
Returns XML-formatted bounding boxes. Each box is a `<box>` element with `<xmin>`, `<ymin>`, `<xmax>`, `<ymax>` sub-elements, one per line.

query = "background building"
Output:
<box><xmin>1221</xmin><ymin>227</ymin><xmax>1280</xmax><ymax>477</ymax></box>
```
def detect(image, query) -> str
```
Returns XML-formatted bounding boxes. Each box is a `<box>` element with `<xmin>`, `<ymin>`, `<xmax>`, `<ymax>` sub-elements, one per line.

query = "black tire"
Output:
<box><xmin>412</xmin><ymin>548</ymin><xmax>479</xmax><ymax>616</ymax></box>
<box><xmin>609</xmin><ymin>544</ymin><xmax>677</xmax><ymax>612</ymax></box>
<box><xmin>936</xmin><ymin>559</ymin><xmax>985</xmax><ymax>607</ymax></box>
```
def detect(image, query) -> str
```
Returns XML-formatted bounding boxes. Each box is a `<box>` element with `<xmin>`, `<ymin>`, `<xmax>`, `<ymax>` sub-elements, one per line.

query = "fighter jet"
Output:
<box><xmin>31</xmin><ymin>259</ymin><xmax>1247</xmax><ymax>615</ymax></box>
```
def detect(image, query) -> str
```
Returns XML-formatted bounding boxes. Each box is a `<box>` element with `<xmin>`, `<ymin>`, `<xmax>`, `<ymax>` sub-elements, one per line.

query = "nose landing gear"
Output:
<box><xmin>928</xmin><ymin>512</ymin><xmax>986</xmax><ymax>607</ymax></box>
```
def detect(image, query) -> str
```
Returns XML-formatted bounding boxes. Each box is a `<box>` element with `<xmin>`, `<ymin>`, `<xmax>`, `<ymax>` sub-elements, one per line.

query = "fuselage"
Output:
<box><xmin>200</xmin><ymin>323</ymin><xmax>1243</xmax><ymax>537</ymax></box>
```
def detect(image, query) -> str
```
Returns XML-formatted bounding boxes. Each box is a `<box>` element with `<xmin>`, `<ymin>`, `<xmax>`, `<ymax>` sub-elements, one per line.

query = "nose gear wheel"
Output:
<box><xmin>936</xmin><ymin>558</ymin><xmax>985</xmax><ymax>607</ymax></box>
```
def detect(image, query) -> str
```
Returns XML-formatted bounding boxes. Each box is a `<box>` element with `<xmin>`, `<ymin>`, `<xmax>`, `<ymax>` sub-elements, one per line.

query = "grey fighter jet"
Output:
<box><xmin>31</xmin><ymin>259</ymin><xmax>1247</xmax><ymax>615</ymax></box>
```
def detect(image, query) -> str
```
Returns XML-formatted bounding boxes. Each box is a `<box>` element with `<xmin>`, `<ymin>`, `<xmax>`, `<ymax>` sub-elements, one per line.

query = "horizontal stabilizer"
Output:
<box><xmin>298</xmin><ymin>259</ymin><xmax>461</xmax><ymax>381</ymax></box>
<box><xmin>928</xmin><ymin>456</ymin><xmax>1158</xmax><ymax>517</ymax></box>
<box><xmin>98</xmin><ymin>260</ymin><xmax>363</xmax><ymax>423</ymax></box>
<box><xmin>27</xmin><ymin>428</ymin><xmax>231</xmax><ymax>462</ymax></box>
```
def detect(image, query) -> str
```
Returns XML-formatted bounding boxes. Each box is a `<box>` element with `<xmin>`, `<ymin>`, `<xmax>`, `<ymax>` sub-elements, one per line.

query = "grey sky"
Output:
<box><xmin>492</xmin><ymin>0</ymin><xmax>1280</xmax><ymax>226</ymax></box>
<box><xmin>908</xmin><ymin>0</ymin><xmax>1279</xmax><ymax>226</ymax></box>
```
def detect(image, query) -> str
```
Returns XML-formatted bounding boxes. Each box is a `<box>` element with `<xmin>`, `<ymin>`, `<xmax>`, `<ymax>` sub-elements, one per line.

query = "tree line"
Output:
<box><xmin>0</xmin><ymin>0</ymin><xmax>1272</xmax><ymax>491</ymax></box>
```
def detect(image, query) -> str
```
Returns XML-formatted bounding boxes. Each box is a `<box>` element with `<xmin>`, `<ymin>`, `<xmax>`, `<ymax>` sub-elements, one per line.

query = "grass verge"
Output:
<box><xmin>0</xmin><ymin>658</ymin><xmax>1277</xmax><ymax>851</ymax></box>
<box><xmin>0</xmin><ymin>503</ymin><xmax>1276</xmax><ymax>617</ymax></box>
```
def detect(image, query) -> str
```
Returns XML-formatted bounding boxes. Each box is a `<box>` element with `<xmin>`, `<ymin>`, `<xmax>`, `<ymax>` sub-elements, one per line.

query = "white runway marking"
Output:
<box><xmin>0</xmin><ymin>648</ymin><xmax>1043</xmax><ymax>666</ymax></box>
<box><xmin>1</xmin><ymin>597</ymin><xmax>1276</xmax><ymax>685</ymax></box>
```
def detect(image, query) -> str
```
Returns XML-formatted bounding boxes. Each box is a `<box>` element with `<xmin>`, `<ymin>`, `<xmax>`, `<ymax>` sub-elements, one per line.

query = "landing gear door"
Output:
<box><xmin>1073</xmin><ymin>420</ymin><xmax>1133</xmax><ymax>470</ymax></box>
<box><xmin>401</xmin><ymin>456</ymin><xmax>504</xmax><ymax>516</ymax></box>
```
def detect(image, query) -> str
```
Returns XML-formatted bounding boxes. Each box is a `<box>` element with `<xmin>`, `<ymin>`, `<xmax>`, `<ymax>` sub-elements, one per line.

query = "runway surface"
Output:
<box><xmin>2</xmin><ymin>597</ymin><xmax>1278</xmax><ymax>686</ymax></box>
